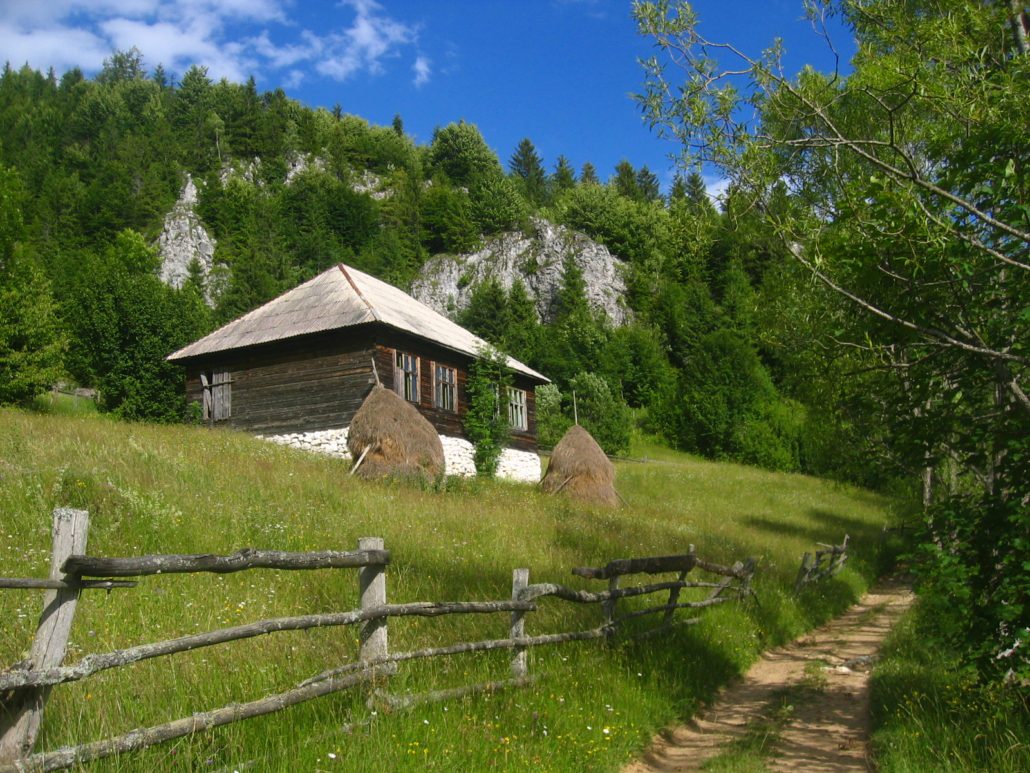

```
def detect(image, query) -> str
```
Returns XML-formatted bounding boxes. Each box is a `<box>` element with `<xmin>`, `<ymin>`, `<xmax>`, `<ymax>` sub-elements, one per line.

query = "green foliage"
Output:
<box><xmin>636</xmin><ymin>0</ymin><xmax>1030</xmax><ymax>673</ymax></box>
<box><xmin>463</xmin><ymin>347</ymin><xmax>513</xmax><ymax>477</ymax></box>
<box><xmin>469</xmin><ymin>171</ymin><xmax>527</xmax><ymax>234</ymax></box>
<box><xmin>870</xmin><ymin>604</ymin><xmax>1030</xmax><ymax>772</ymax></box>
<box><xmin>534</xmin><ymin>383</ymin><xmax>570</xmax><ymax>447</ymax></box>
<box><xmin>552</xmin><ymin>155</ymin><xmax>576</xmax><ymax>195</ymax></box>
<box><xmin>659</xmin><ymin>329</ymin><xmax>800</xmax><ymax>471</ymax></box>
<box><xmin>459</xmin><ymin>277</ymin><xmax>508</xmax><ymax>345</ymax></box>
<box><xmin>568</xmin><ymin>371</ymin><xmax>632</xmax><ymax>455</ymax></box>
<box><xmin>552</xmin><ymin>182</ymin><xmax>667</xmax><ymax>266</ymax></box>
<box><xmin>428</xmin><ymin>121</ymin><xmax>502</xmax><ymax>188</ymax></box>
<box><xmin>0</xmin><ymin>256</ymin><xmax>66</xmax><ymax>405</ymax></box>
<box><xmin>68</xmin><ymin>230</ymin><xmax>211</xmax><ymax>421</ymax></box>
<box><xmin>602</xmin><ymin>323</ymin><xmax>675</xmax><ymax>409</ymax></box>
<box><xmin>421</xmin><ymin>180</ymin><xmax>479</xmax><ymax>254</ymax></box>
<box><xmin>508</xmin><ymin>137</ymin><xmax>548</xmax><ymax>207</ymax></box>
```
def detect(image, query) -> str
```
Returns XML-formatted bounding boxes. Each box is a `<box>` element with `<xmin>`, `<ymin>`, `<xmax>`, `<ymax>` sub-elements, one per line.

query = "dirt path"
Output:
<box><xmin>623</xmin><ymin>579</ymin><xmax>913</xmax><ymax>773</ymax></box>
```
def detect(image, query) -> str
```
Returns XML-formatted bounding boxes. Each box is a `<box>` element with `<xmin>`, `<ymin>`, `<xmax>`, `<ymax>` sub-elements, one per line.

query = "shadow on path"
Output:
<box><xmin>622</xmin><ymin>578</ymin><xmax>913</xmax><ymax>773</ymax></box>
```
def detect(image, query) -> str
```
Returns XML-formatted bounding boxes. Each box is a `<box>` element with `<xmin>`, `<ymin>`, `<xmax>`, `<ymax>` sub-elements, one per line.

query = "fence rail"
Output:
<box><xmin>1</xmin><ymin>508</ymin><xmax>761</xmax><ymax>772</ymax></box>
<box><xmin>794</xmin><ymin>534</ymin><xmax>849</xmax><ymax>592</ymax></box>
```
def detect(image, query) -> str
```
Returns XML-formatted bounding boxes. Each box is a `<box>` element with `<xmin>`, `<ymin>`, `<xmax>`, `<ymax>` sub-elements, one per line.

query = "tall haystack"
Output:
<box><xmin>540</xmin><ymin>425</ymin><xmax>620</xmax><ymax>507</ymax></box>
<box><xmin>347</xmin><ymin>385</ymin><xmax>445</xmax><ymax>484</ymax></box>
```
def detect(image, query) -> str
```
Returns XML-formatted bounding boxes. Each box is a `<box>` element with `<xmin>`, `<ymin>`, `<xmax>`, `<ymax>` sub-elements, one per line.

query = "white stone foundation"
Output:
<box><xmin>262</xmin><ymin>428</ymin><xmax>541</xmax><ymax>483</ymax></box>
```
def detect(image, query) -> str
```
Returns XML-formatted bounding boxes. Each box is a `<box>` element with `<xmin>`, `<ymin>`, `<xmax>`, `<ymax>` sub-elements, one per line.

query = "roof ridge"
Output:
<box><xmin>338</xmin><ymin>263</ymin><xmax>380</xmax><ymax>322</ymax></box>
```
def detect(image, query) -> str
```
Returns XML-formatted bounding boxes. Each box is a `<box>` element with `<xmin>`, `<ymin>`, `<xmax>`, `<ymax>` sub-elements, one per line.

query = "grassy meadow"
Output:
<box><xmin>0</xmin><ymin>407</ymin><xmax>896</xmax><ymax>771</ymax></box>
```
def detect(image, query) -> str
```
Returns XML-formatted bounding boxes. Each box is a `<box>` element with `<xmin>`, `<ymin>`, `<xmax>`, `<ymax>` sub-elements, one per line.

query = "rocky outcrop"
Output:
<box><xmin>284</xmin><ymin>151</ymin><xmax>327</xmax><ymax>184</ymax></box>
<box><xmin>411</xmin><ymin>217</ymin><xmax>630</xmax><ymax>326</ymax></box>
<box><xmin>157</xmin><ymin>174</ymin><xmax>221</xmax><ymax>304</ymax></box>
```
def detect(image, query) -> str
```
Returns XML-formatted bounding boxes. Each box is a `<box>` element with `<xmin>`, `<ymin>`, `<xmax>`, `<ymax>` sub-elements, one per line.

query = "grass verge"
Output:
<box><xmin>869</xmin><ymin>603</ymin><xmax>1030</xmax><ymax>772</ymax></box>
<box><xmin>1</xmin><ymin>408</ymin><xmax>894</xmax><ymax>771</ymax></box>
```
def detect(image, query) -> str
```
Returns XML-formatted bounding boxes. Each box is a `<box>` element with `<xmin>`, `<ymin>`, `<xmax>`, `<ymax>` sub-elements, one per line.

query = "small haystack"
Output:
<box><xmin>540</xmin><ymin>425</ymin><xmax>620</xmax><ymax>507</ymax></box>
<box><xmin>347</xmin><ymin>385</ymin><xmax>445</xmax><ymax>484</ymax></box>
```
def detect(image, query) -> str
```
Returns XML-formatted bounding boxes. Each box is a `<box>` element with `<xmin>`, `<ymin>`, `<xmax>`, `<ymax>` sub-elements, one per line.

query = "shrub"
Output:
<box><xmin>463</xmin><ymin>348</ymin><xmax>512</xmax><ymax>477</ymax></box>
<box><xmin>535</xmin><ymin>383</ymin><xmax>570</xmax><ymax>448</ymax></box>
<box><xmin>568</xmin><ymin>371</ymin><xmax>631</xmax><ymax>456</ymax></box>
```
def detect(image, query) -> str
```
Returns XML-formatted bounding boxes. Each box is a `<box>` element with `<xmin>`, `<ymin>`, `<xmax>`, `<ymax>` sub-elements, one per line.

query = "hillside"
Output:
<box><xmin>0</xmin><ymin>407</ymin><xmax>894</xmax><ymax>771</ymax></box>
<box><xmin>0</xmin><ymin>59</ymin><xmax>882</xmax><ymax>483</ymax></box>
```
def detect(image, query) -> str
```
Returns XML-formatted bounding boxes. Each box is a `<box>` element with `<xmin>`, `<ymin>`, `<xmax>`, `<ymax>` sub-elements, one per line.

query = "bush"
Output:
<box><xmin>535</xmin><ymin>383</ymin><xmax>570</xmax><ymax>448</ymax></box>
<box><xmin>568</xmin><ymin>371</ymin><xmax>631</xmax><ymax>456</ymax></box>
<box><xmin>463</xmin><ymin>348</ymin><xmax>512</xmax><ymax>477</ymax></box>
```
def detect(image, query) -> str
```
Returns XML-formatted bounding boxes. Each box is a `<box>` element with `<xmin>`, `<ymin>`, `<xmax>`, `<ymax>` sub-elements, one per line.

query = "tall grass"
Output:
<box><xmin>0</xmin><ymin>408</ymin><xmax>894</xmax><ymax>771</ymax></box>
<box><xmin>870</xmin><ymin>605</ymin><xmax>1030</xmax><ymax>772</ymax></box>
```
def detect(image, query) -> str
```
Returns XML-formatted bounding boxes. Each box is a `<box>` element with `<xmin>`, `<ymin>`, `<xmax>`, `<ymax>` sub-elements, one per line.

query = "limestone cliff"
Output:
<box><xmin>411</xmin><ymin>218</ymin><xmax>630</xmax><ymax>326</ymax></box>
<box><xmin>156</xmin><ymin>174</ymin><xmax>221</xmax><ymax>304</ymax></box>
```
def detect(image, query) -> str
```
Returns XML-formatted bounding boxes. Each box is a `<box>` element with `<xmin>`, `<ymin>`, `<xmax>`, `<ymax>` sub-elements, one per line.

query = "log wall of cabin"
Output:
<box><xmin>180</xmin><ymin>324</ymin><xmax>540</xmax><ymax>450</ymax></box>
<box><xmin>184</xmin><ymin>328</ymin><xmax>377</xmax><ymax>434</ymax></box>
<box><xmin>375</xmin><ymin>331</ymin><xmax>539</xmax><ymax>452</ymax></box>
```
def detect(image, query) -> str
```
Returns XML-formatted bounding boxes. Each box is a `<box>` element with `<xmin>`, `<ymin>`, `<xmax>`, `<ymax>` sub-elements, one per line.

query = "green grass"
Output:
<box><xmin>0</xmin><ymin>408</ymin><xmax>895</xmax><ymax>771</ymax></box>
<box><xmin>870</xmin><ymin>605</ymin><xmax>1030</xmax><ymax>773</ymax></box>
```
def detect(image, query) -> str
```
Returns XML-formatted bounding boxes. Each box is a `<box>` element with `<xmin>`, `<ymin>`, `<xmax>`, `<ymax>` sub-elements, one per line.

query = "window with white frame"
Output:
<box><xmin>201</xmin><ymin>368</ymin><xmax>231</xmax><ymax>421</ymax></box>
<box><xmin>434</xmin><ymin>363</ymin><xmax>456</xmax><ymax>411</ymax></box>
<box><xmin>394</xmin><ymin>351</ymin><xmax>419</xmax><ymax>403</ymax></box>
<box><xmin>507</xmin><ymin>387</ymin><xmax>527</xmax><ymax>431</ymax></box>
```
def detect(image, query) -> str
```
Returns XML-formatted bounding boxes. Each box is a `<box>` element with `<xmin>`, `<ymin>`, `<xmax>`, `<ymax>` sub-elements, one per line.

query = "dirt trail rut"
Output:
<box><xmin>623</xmin><ymin>579</ymin><xmax>913</xmax><ymax>772</ymax></box>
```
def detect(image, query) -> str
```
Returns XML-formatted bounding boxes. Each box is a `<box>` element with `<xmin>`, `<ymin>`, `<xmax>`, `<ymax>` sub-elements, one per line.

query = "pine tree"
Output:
<box><xmin>503</xmin><ymin>279</ymin><xmax>539</xmax><ymax>361</ymax></box>
<box><xmin>508</xmin><ymin>138</ymin><xmax>547</xmax><ymax>207</ymax></box>
<box><xmin>636</xmin><ymin>165</ymin><xmax>661</xmax><ymax>202</ymax></box>
<box><xmin>460</xmin><ymin>278</ymin><xmax>508</xmax><ymax>345</ymax></box>
<box><xmin>612</xmin><ymin>160</ymin><xmax>640</xmax><ymax>200</ymax></box>
<box><xmin>669</xmin><ymin>173</ymin><xmax>688</xmax><ymax>202</ymax></box>
<box><xmin>579</xmin><ymin>162</ymin><xmax>599</xmax><ymax>185</ymax></box>
<box><xmin>552</xmin><ymin>155</ymin><xmax>576</xmax><ymax>194</ymax></box>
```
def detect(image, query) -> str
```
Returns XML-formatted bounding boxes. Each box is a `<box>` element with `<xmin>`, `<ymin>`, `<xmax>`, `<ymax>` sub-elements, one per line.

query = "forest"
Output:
<box><xmin>0</xmin><ymin>0</ymin><xmax>1026</xmax><ymax>725</ymax></box>
<box><xmin>0</xmin><ymin>48</ymin><xmax>869</xmax><ymax>480</ymax></box>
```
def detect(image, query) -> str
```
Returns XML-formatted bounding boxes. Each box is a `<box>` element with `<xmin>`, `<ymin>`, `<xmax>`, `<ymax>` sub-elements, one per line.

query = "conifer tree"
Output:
<box><xmin>636</xmin><ymin>165</ymin><xmax>661</xmax><ymax>202</ymax></box>
<box><xmin>508</xmin><ymin>137</ymin><xmax>547</xmax><ymax>207</ymax></box>
<box><xmin>579</xmin><ymin>162</ymin><xmax>599</xmax><ymax>185</ymax></box>
<box><xmin>552</xmin><ymin>155</ymin><xmax>576</xmax><ymax>194</ymax></box>
<box><xmin>612</xmin><ymin>160</ymin><xmax>640</xmax><ymax>200</ymax></box>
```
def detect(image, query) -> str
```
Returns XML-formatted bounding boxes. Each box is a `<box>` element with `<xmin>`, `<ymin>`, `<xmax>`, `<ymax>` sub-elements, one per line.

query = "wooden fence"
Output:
<box><xmin>0</xmin><ymin>508</ymin><xmax>756</xmax><ymax>772</ymax></box>
<box><xmin>793</xmin><ymin>534</ymin><xmax>849</xmax><ymax>592</ymax></box>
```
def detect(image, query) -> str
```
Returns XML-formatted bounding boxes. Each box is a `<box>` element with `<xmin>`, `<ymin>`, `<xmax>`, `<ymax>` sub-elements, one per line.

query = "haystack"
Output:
<box><xmin>347</xmin><ymin>385</ymin><xmax>445</xmax><ymax>484</ymax></box>
<box><xmin>540</xmin><ymin>425</ymin><xmax>620</xmax><ymax>507</ymax></box>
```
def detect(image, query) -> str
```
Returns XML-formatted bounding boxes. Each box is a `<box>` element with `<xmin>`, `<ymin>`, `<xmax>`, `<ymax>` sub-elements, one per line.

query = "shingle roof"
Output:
<box><xmin>167</xmin><ymin>264</ymin><xmax>548</xmax><ymax>382</ymax></box>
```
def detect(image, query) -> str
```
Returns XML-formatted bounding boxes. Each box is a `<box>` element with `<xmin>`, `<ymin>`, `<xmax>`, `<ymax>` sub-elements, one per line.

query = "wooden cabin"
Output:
<box><xmin>167</xmin><ymin>264</ymin><xmax>549</xmax><ymax>477</ymax></box>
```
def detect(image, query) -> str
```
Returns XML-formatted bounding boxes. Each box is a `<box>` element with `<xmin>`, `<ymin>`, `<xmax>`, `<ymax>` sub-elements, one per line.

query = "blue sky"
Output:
<box><xmin>1</xmin><ymin>1</ymin><xmax>854</xmax><ymax>193</ymax></box>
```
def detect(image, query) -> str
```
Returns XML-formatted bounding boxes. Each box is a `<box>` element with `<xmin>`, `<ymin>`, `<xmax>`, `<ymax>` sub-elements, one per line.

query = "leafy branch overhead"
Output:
<box><xmin>635</xmin><ymin>0</ymin><xmax>1028</xmax><ymax>678</ymax></box>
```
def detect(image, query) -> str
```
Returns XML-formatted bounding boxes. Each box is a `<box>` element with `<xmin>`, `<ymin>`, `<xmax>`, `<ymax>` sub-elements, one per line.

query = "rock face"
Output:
<box><xmin>411</xmin><ymin>217</ymin><xmax>631</xmax><ymax>326</ymax></box>
<box><xmin>157</xmin><ymin>174</ymin><xmax>220</xmax><ymax>303</ymax></box>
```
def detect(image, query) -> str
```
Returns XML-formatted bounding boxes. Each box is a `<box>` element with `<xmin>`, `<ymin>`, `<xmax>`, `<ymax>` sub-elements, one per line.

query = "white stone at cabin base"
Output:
<box><xmin>261</xmin><ymin>429</ymin><xmax>541</xmax><ymax>483</ymax></box>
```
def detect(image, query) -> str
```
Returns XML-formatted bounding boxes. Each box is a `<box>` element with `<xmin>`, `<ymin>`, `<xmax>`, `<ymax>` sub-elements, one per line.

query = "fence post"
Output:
<box><xmin>603</xmin><ymin>575</ymin><xmax>620</xmax><ymax>643</ymax></box>
<box><xmin>510</xmin><ymin>568</ymin><xmax>529</xmax><ymax>679</ymax></box>
<box><xmin>793</xmin><ymin>552</ymin><xmax>813</xmax><ymax>593</ymax></box>
<box><xmin>0</xmin><ymin>508</ymin><xmax>89</xmax><ymax>763</ymax></box>
<box><xmin>358</xmin><ymin>537</ymin><xmax>388</xmax><ymax>663</ymax></box>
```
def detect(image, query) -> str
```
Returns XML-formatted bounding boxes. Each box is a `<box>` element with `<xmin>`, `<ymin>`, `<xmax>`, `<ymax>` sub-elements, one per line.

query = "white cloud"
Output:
<box><xmin>412</xmin><ymin>55</ymin><xmax>430</xmax><ymax>87</ymax></box>
<box><xmin>0</xmin><ymin>0</ymin><xmax>425</xmax><ymax>89</ymax></box>
<box><xmin>0</xmin><ymin>22</ymin><xmax>110</xmax><ymax>72</ymax></box>
<box><xmin>704</xmin><ymin>175</ymin><xmax>730</xmax><ymax>205</ymax></box>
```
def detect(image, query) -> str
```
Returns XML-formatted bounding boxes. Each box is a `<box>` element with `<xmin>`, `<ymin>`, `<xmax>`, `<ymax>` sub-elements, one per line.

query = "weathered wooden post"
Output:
<box><xmin>794</xmin><ymin>552</ymin><xmax>813</xmax><ymax>593</ymax></box>
<box><xmin>0</xmin><ymin>508</ymin><xmax>89</xmax><ymax>763</ymax></box>
<box><xmin>510</xmin><ymin>568</ymin><xmax>529</xmax><ymax>679</ymax></box>
<box><xmin>663</xmin><ymin>544</ymin><xmax>695</xmax><ymax>627</ymax></box>
<box><xmin>603</xmin><ymin>575</ymin><xmax>620</xmax><ymax>643</ymax></box>
<box><xmin>358</xmin><ymin>537</ymin><xmax>387</xmax><ymax>663</ymax></box>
